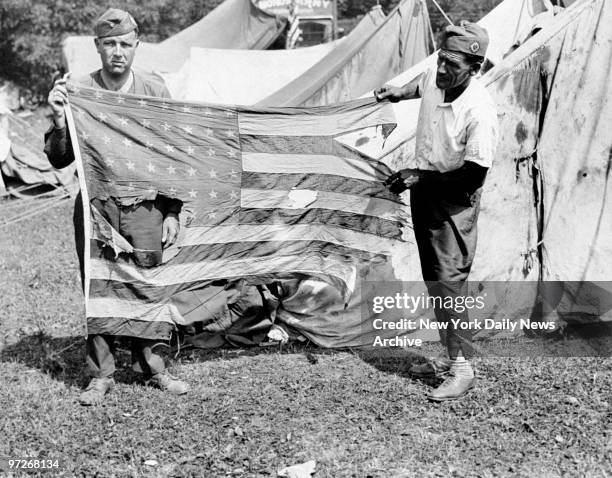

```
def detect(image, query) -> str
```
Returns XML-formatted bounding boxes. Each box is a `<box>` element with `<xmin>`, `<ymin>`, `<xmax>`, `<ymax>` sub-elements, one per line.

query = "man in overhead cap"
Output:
<box><xmin>45</xmin><ymin>8</ymin><xmax>190</xmax><ymax>405</ymax></box>
<box><xmin>374</xmin><ymin>22</ymin><xmax>499</xmax><ymax>401</ymax></box>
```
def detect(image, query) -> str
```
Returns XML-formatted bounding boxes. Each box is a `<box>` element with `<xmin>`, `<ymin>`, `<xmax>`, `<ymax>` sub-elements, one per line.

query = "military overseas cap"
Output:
<box><xmin>94</xmin><ymin>8</ymin><xmax>138</xmax><ymax>38</ymax></box>
<box><xmin>440</xmin><ymin>21</ymin><xmax>489</xmax><ymax>59</ymax></box>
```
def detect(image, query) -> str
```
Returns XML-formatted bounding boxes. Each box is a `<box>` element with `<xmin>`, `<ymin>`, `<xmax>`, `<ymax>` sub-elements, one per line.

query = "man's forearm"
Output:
<box><xmin>43</xmin><ymin>125</ymin><xmax>75</xmax><ymax>169</ymax></box>
<box><xmin>421</xmin><ymin>161</ymin><xmax>488</xmax><ymax>192</ymax></box>
<box><xmin>397</xmin><ymin>77</ymin><xmax>421</xmax><ymax>101</ymax></box>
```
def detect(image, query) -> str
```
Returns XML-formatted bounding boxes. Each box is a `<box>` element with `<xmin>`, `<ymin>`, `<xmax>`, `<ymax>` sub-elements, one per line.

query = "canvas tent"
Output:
<box><xmin>263</xmin><ymin>0</ymin><xmax>612</xmax><ymax>348</ymax></box>
<box><xmin>160</xmin><ymin>6</ymin><xmax>387</xmax><ymax>103</ymax></box>
<box><xmin>62</xmin><ymin>0</ymin><xmax>287</xmax><ymax>79</ymax></box>
<box><xmin>257</xmin><ymin>0</ymin><xmax>432</xmax><ymax>107</ymax></box>
<box><xmin>0</xmin><ymin>111</ymin><xmax>76</xmax><ymax>197</ymax></box>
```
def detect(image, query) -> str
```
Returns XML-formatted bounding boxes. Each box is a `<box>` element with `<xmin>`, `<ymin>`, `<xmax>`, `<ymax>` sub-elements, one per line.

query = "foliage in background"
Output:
<box><xmin>1</xmin><ymin>0</ymin><xmax>502</xmax><ymax>101</ymax></box>
<box><xmin>0</xmin><ymin>0</ymin><xmax>222</xmax><ymax>100</ymax></box>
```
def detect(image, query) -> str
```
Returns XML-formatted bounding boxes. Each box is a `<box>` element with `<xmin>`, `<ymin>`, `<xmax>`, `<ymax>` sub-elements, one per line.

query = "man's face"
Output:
<box><xmin>95</xmin><ymin>31</ymin><xmax>139</xmax><ymax>77</ymax></box>
<box><xmin>436</xmin><ymin>50</ymin><xmax>475</xmax><ymax>90</ymax></box>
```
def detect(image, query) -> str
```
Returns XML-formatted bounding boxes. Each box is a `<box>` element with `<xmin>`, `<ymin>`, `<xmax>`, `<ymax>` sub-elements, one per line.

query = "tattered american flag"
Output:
<box><xmin>67</xmin><ymin>84</ymin><xmax>405</xmax><ymax>339</ymax></box>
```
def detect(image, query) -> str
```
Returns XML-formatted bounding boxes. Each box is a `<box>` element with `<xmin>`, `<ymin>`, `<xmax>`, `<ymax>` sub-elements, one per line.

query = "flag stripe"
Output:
<box><xmin>87</xmin><ymin>315</ymin><xmax>175</xmax><ymax>339</ymax></box>
<box><xmin>241</xmin><ymin>153</ymin><xmax>388</xmax><ymax>182</ymax></box>
<box><xmin>92</xmin><ymin>238</ymin><xmax>385</xmax><ymax>273</ymax></box>
<box><xmin>173</xmin><ymin>224</ymin><xmax>400</xmax><ymax>255</ymax></box>
<box><xmin>238</xmin><ymin>208</ymin><xmax>402</xmax><ymax>239</ymax></box>
<box><xmin>240</xmin><ymin>189</ymin><xmax>403</xmax><ymax>220</ymax></box>
<box><xmin>238</xmin><ymin>99</ymin><xmax>395</xmax><ymax>136</ymax></box>
<box><xmin>90</xmin><ymin>253</ymin><xmax>357</xmax><ymax>288</ymax></box>
<box><xmin>241</xmin><ymin>172</ymin><xmax>397</xmax><ymax>201</ymax></box>
<box><xmin>239</xmin><ymin>134</ymin><xmax>372</xmax><ymax>160</ymax></box>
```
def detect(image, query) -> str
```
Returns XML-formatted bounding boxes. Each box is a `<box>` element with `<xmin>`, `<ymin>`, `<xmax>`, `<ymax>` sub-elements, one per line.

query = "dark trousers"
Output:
<box><xmin>73</xmin><ymin>193</ymin><xmax>167</xmax><ymax>377</ymax></box>
<box><xmin>86</xmin><ymin>335</ymin><xmax>166</xmax><ymax>378</ymax></box>
<box><xmin>410</xmin><ymin>184</ymin><xmax>483</xmax><ymax>359</ymax></box>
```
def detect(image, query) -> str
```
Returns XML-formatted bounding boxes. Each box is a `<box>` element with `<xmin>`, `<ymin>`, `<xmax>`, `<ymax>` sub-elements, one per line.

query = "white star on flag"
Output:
<box><xmin>126</xmin><ymin>160</ymin><xmax>135</xmax><ymax>170</ymax></box>
<box><xmin>204</xmin><ymin>128</ymin><xmax>213</xmax><ymax>137</ymax></box>
<box><xmin>227</xmin><ymin>150</ymin><xmax>237</xmax><ymax>158</ymax></box>
<box><xmin>118</xmin><ymin>117</ymin><xmax>128</xmax><ymax>126</ymax></box>
<box><xmin>182</xmin><ymin>106</ymin><xmax>191</xmax><ymax>113</ymax></box>
<box><xmin>182</xmin><ymin>126</ymin><xmax>193</xmax><ymax>134</ymax></box>
<box><xmin>169</xmin><ymin>187</ymin><xmax>177</xmax><ymax>195</ymax></box>
<box><xmin>161</xmin><ymin>102</ymin><xmax>169</xmax><ymax>109</ymax></box>
<box><xmin>80</xmin><ymin>131</ymin><xmax>90</xmax><ymax>141</ymax></box>
<box><xmin>122</xmin><ymin>138</ymin><xmax>132</xmax><ymax>148</ymax></box>
<box><xmin>161</xmin><ymin>123</ymin><xmax>171</xmax><ymax>131</ymax></box>
<box><xmin>229</xmin><ymin>170</ymin><xmax>238</xmax><ymax>178</ymax></box>
<box><xmin>141</xmin><ymin>119</ymin><xmax>151</xmax><ymax>128</ymax></box>
<box><xmin>147</xmin><ymin>162</ymin><xmax>156</xmax><ymax>173</ymax></box>
<box><xmin>188</xmin><ymin>189</ymin><xmax>198</xmax><ymax>198</ymax></box>
<box><xmin>225</xmin><ymin>111</ymin><xmax>233</xmax><ymax>117</ymax></box>
<box><xmin>167</xmin><ymin>165</ymin><xmax>176</xmax><ymax>174</ymax></box>
<box><xmin>208</xmin><ymin>212</ymin><xmax>217</xmax><ymax>219</ymax></box>
<box><xmin>107</xmin><ymin>158</ymin><xmax>115</xmax><ymax>166</ymax></box>
<box><xmin>102</xmin><ymin>135</ymin><xmax>111</xmax><ymax>144</ymax></box>
<box><xmin>188</xmin><ymin>167</ymin><xmax>197</xmax><ymax>177</ymax></box>
<box><xmin>117</xmin><ymin>96</ymin><xmax>125</xmax><ymax>104</ymax></box>
<box><xmin>186</xmin><ymin>146</ymin><xmax>195</xmax><ymax>156</ymax></box>
<box><xmin>209</xmin><ymin>169</ymin><xmax>218</xmax><ymax>178</ymax></box>
<box><xmin>127</xmin><ymin>182</ymin><xmax>135</xmax><ymax>191</ymax></box>
<box><xmin>165</xmin><ymin>144</ymin><xmax>175</xmax><ymax>153</ymax></box>
<box><xmin>207</xmin><ymin>148</ymin><xmax>215</xmax><ymax>156</ymax></box>
<box><xmin>225</xmin><ymin>130</ymin><xmax>236</xmax><ymax>138</ymax></box>
<box><xmin>138</xmin><ymin>99</ymin><xmax>147</xmax><ymax>107</ymax></box>
<box><xmin>145</xmin><ymin>141</ymin><xmax>153</xmax><ymax>149</ymax></box>
<box><xmin>209</xmin><ymin>190</ymin><xmax>218</xmax><ymax>199</ymax></box>
<box><xmin>94</xmin><ymin>91</ymin><xmax>103</xmax><ymax>99</ymax></box>
<box><xmin>203</xmin><ymin>108</ymin><xmax>212</xmax><ymax>115</ymax></box>
<box><xmin>230</xmin><ymin>190</ymin><xmax>239</xmax><ymax>200</ymax></box>
<box><xmin>98</xmin><ymin>112</ymin><xmax>107</xmax><ymax>122</ymax></box>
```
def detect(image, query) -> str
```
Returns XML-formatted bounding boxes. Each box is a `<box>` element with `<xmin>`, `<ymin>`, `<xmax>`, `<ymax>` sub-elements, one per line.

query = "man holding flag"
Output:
<box><xmin>45</xmin><ymin>8</ymin><xmax>189</xmax><ymax>405</ymax></box>
<box><xmin>375</xmin><ymin>21</ymin><xmax>499</xmax><ymax>401</ymax></box>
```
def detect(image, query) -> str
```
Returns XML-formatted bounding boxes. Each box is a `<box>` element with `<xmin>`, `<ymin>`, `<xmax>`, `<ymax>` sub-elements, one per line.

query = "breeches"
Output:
<box><xmin>410</xmin><ymin>184</ymin><xmax>483</xmax><ymax>359</ymax></box>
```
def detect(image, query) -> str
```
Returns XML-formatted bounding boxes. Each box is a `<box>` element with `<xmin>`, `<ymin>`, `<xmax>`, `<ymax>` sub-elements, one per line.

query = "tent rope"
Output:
<box><xmin>425</xmin><ymin>0</ymin><xmax>437</xmax><ymax>50</ymax></box>
<box><xmin>428</xmin><ymin>0</ymin><xmax>454</xmax><ymax>26</ymax></box>
<box><xmin>0</xmin><ymin>193</ymin><xmax>70</xmax><ymax>229</ymax></box>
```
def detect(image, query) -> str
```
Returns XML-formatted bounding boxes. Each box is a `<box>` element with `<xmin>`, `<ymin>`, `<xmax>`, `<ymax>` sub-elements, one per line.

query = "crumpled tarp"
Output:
<box><xmin>0</xmin><ymin>114</ymin><xmax>76</xmax><ymax>192</ymax></box>
<box><xmin>257</xmin><ymin>0</ymin><xmax>432</xmax><ymax>107</ymax></box>
<box><xmin>62</xmin><ymin>0</ymin><xmax>287</xmax><ymax>79</ymax></box>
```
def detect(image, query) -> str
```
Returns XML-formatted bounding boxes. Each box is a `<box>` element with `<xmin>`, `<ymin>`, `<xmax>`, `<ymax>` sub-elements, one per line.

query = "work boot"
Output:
<box><xmin>409</xmin><ymin>357</ymin><xmax>452</xmax><ymax>378</ymax></box>
<box><xmin>427</xmin><ymin>373</ymin><xmax>476</xmax><ymax>402</ymax></box>
<box><xmin>79</xmin><ymin>377</ymin><xmax>115</xmax><ymax>406</ymax></box>
<box><xmin>146</xmin><ymin>372</ymin><xmax>190</xmax><ymax>395</ymax></box>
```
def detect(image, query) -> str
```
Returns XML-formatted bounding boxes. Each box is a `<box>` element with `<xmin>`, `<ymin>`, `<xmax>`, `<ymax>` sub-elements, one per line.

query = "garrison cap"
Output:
<box><xmin>94</xmin><ymin>8</ymin><xmax>138</xmax><ymax>38</ymax></box>
<box><xmin>441</xmin><ymin>21</ymin><xmax>489</xmax><ymax>58</ymax></box>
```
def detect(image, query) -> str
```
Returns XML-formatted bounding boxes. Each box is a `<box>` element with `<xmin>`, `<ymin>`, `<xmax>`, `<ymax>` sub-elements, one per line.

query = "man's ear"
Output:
<box><xmin>94</xmin><ymin>37</ymin><xmax>100</xmax><ymax>52</ymax></box>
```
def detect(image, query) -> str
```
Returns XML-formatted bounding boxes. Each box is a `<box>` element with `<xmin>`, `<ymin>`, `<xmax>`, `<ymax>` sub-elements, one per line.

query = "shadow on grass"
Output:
<box><xmin>0</xmin><ymin>333</ymin><xmax>85</xmax><ymax>388</ymax></box>
<box><xmin>0</xmin><ymin>333</ymin><xmax>356</xmax><ymax>389</ymax></box>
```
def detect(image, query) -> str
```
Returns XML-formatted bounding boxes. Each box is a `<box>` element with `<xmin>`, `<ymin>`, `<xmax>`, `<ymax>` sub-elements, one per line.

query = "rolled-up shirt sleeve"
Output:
<box><xmin>464</xmin><ymin>112</ymin><xmax>499</xmax><ymax>169</ymax></box>
<box><xmin>43</xmin><ymin>125</ymin><xmax>75</xmax><ymax>169</ymax></box>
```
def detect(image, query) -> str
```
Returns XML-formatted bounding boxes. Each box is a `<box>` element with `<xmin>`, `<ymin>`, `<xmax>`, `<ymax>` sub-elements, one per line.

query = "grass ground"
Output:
<box><xmin>1</xmin><ymin>201</ymin><xmax>612</xmax><ymax>478</ymax></box>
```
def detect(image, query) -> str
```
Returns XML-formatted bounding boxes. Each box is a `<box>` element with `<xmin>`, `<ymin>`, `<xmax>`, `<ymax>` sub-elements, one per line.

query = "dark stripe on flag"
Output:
<box><xmin>87</xmin><ymin>316</ymin><xmax>174</xmax><ymax>340</ymax></box>
<box><xmin>241</xmin><ymin>172</ymin><xmax>398</xmax><ymax>202</ymax></box>
<box><xmin>238</xmin><ymin>208</ymin><xmax>402</xmax><ymax>239</ymax></box>
<box><xmin>240</xmin><ymin>134</ymin><xmax>387</xmax><ymax>164</ymax></box>
<box><xmin>90</xmin><ymin>238</ymin><xmax>386</xmax><ymax>265</ymax></box>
